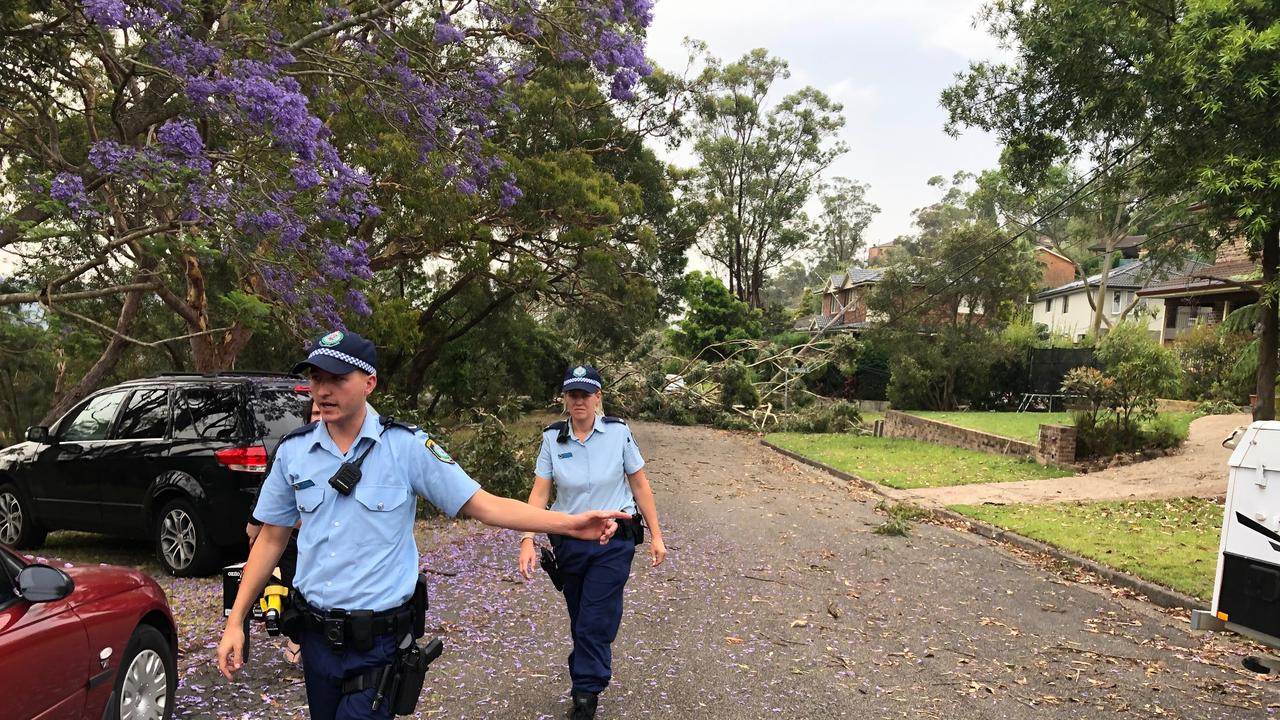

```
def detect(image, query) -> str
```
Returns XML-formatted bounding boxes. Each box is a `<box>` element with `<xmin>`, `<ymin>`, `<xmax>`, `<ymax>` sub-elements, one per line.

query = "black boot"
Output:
<box><xmin>568</xmin><ymin>690</ymin><xmax>598</xmax><ymax>720</ymax></box>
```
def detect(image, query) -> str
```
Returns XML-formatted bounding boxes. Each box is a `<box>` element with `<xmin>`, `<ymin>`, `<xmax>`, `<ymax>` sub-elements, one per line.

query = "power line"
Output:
<box><xmin>889</xmin><ymin>138</ymin><xmax>1153</xmax><ymax>325</ymax></box>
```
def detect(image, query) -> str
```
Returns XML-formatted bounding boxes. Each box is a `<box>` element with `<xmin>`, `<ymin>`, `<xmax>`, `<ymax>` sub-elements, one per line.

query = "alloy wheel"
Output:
<box><xmin>0</xmin><ymin>491</ymin><xmax>22</xmax><ymax>545</ymax></box>
<box><xmin>159</xmin><ymin>508</ymin><xmax>195</xmax><ymax>571</ymax></box>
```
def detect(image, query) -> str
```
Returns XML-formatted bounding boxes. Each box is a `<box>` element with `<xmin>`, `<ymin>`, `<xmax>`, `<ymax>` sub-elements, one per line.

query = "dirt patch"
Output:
<box><xmin>904</xmin><ymin>413</ymin><xmax>1250</xmax><ymax>507</ymax></box>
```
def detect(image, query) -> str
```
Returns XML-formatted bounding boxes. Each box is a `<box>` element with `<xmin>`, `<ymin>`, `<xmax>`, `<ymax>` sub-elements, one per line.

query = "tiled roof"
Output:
<box><xmin>1137</xmin><ymin>260</ymin><xmax>1260</xmax><ymax>297</ymax></box>
<box><xmin>824</xmin><ymin>267</ymin><xmax>885</xmax><ymax>291</ymax></box>
<box><xmin>1088</xmin><ymin>234</ymin><xmax>1147</xmax><ymax>253</ymax></box>
<box><xmin>1034</xmin><ymin>257</ymin><xmax>1211</xmax><ymax>300</ymax></box>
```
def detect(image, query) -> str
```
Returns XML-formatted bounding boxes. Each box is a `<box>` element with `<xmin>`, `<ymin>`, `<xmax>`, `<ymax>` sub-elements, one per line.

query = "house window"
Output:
<box><xmin>1044</xmin><ymin>298</ymin><xmax>1052</xmax><ymax>313</ymax></box>
<box><xmin>1111</xmin><ymin>291</ymin><xmax>1122</xmax><ymax>315</ymax></box>
<box><xmin>1062</xmin><ymin>295</ymin><xmax>1069</xmax><ymax>313</ymax></box>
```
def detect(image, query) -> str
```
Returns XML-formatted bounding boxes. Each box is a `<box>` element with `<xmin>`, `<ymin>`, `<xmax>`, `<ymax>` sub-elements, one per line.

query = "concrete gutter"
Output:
<box><xmin>761</xmin><ymin>438</ymin><xmax>1203</xmax><ymax>611</ymax></box>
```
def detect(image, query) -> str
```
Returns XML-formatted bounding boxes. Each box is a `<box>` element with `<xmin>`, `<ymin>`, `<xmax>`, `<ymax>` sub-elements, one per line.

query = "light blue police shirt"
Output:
<box><xmin>535</xmin><ymin>416</ymin><xmax>644</xmax><ymax>515</ymax></box>
<box><xmin>254</xmin><ymin>405</ymin><xmax>480</xmax><ymax>612</ymax></box>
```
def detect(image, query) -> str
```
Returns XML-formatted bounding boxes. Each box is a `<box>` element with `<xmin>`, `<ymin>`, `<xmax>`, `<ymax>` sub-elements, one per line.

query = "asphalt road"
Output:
<box><xmin>39</xmin><ymin>421</ymin><xmax>1278</xmax><ymax>718</ymax></box>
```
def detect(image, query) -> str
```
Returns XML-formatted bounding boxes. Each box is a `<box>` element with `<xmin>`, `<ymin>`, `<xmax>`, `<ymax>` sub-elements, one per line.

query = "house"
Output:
<box><xmin>1136</xmin><ymin>238</ymin><xmax>1260</xmax><ymax>343</ymax></box>
<box><xmin>797</xmin><ymin>267</ymin><xmax>886</xmax><ymax>332</ymax></box>
<box><xmin>797</xmin><ymin>264</ymin><xmax>991</xmax><ymax>333</ymax></box>
<box><xmin>1035</xmin><ymin>246</ymin><xmax>1076</xmax><ymax>289</ymax></box>
<box><xmin>866</xmin><ymin>242</ymin><xmax>896</xmax><ymax>264</ymax></box>
<box><xmin>1031</xmin><ymin>257</ymin><xmax>1211</xmax><ymax>341</ymax></box>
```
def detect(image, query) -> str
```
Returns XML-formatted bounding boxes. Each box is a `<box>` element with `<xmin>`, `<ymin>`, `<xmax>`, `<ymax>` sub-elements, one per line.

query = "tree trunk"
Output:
<box><xmin>1254</xmin><ymin>224</ymin><xmax>1279</xmax><ymax>421</ymax></box>
<box><xmin>39</xmin><ymin>285</ymin><xmax>145</xmax><ymax>425</ymax></box>
<box><xmin>1091</xmin><ymin>245</ymin><xmax>1116</xmax><ymax>337</ymax></box>
<box><xmin>163</xmin><ymin>253</ymin><xmax>254</xmax><ymax>372</ymax></box>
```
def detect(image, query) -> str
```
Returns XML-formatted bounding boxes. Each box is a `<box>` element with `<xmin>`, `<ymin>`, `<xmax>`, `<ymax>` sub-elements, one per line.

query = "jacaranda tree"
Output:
<box><xmin>0</xmin><ymin>0</ymin><xmax>655</xmax><ymax>419</ymax></box>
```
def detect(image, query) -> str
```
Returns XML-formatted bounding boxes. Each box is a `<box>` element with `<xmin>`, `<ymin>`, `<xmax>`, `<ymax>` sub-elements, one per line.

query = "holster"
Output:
<box><xmin>389</xmin><ymin>637</ymin><xmax>443</xmax><ymax>715</ymax></box>
<box><xmin>620</xmin><ymin>515</ymin><xmax>645</xmax><ymax>544</ymax></box>
<box><xmin>539</xmin><ymin>546</ymin><xmax>565</xmax><ymax>592</ymax></box>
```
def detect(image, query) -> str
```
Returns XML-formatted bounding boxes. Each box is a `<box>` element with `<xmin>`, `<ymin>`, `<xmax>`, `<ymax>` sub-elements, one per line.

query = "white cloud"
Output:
<box><xmin>645</xmin><ymin>0</ymin><xmax>1006</xmax><ymax>246</ymax></box>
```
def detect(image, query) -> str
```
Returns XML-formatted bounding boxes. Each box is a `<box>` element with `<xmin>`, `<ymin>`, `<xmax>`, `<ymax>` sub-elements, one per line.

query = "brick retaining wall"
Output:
<box><xmin>1037</xmin><ymin>424</ymin><xmax>1077</xmax><ymax>466</ymax></box>
<box><xmin>881</xmin><ymin>411</ymin><xmax>1076</xmax><ymax>467</ymax></box>
<box><xmin>883</xmin><ymin>411</ymin><xmax>1037</xmax><ymax>458</ymax></box>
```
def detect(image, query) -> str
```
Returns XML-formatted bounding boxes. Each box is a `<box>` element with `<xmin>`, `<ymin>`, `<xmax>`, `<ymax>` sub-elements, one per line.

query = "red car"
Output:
<box><xmin>0</xmin><ymin>545</ymin><xmax>178</xmax><ymax>720</ymax></box>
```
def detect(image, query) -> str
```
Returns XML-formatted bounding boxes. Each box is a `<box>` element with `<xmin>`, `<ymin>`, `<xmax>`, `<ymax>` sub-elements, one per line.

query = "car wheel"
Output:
<box><xmin>0</xmin><ymin>483</ymin><xmax>47</xmax><ymax>548</ymax></box>
<box><xmin>154</xmin><ymin>498</ymin><xmax>218</xmax><ymax>577</ymax></box>
<box><xmin>108</xmin><ymin>624</ymin><xmax>175</xmax><ymax>720</ymax></box>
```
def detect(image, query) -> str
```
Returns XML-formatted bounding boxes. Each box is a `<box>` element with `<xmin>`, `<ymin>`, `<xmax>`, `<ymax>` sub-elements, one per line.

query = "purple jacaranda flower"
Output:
<box><xmin>434</xmin><ymin>16</ymin><xmax>466</xmax><ymax>44</ymax></box>
<box><xmin>157</xmin><ymin>118</ymin><xmax>204</xmax><ymax>157</ymax></box>
<box><xmin>82</xmin><ymin>0</ymin><xmax>127</xmax><ymax>27</ymax></box>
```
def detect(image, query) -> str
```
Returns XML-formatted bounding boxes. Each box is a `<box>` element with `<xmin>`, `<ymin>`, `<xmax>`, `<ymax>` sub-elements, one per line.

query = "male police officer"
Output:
<box><xmin>217</xmin><ymin>331</ymin><xmax>628</xmax><ymax>720</ymax></box>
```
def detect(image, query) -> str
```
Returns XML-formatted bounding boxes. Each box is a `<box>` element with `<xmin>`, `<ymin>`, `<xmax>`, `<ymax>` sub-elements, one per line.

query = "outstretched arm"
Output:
<box><xmin>461</xmin><ymin>489</ymin><xmax>627</xmax><ymax>543</ymax></box>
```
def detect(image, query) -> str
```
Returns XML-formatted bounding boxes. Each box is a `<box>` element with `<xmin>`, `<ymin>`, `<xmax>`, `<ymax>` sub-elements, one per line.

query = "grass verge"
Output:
<box><xmin>766</xmin><ymin>433</ymin><xmax>1072</xmax><ymax>489</ymax></box>
<box><xmin>906</xmin><ymin>411</ymin><xmax>1204</xmax><ymax>444</ymax></box>
<box><xmin>950</xmin><ymin>498</ymin><xmax>1223</xmax><ymax>599</ymax></box>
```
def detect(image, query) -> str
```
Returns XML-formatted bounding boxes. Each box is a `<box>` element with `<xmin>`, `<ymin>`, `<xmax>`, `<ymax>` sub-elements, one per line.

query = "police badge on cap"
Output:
<box><xmin>292</xmin><ymin>330</ymin><xmax>378</xmax><ymax>376</ymax></box>
<box><xmin>562</xmin><ymin>365</ymin><xmax>603</xmax><ymax>393</ymax></box>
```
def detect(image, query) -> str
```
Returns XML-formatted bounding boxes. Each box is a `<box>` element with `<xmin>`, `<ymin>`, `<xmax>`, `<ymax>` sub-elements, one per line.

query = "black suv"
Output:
<box><xmin>0</xmin><ymin>373</ymin><xmax>310</xmax><ymax>576</ymax></box>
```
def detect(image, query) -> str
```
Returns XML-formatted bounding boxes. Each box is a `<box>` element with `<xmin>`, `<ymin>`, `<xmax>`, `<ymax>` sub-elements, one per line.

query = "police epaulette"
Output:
<box><xmin>543</xmin><ymin>420</ymin><xmax>569</xmax><ymax>432</ymax></box>
<box><xmin>602</xmin><ymin>416</ymin><xmax>627</xmax><ymax>425</ymax></box>
<box><xmin>279</xmin><ymin>421</ymin><xmax>318</xmax><ymax>442</ymax></box>
<box><xmin>379</xmin><ymin>416</ymin><xmax>420</xmax><ymax>433</ymax></box>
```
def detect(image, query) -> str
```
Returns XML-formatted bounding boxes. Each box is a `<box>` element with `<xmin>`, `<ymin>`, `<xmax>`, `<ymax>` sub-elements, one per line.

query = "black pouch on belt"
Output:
<box><xmin>278</xmin><ymin>598</ymin><xmax>303</xmax><ymax>643</ymax></box>
<box><xmin>410</xmin><ymin>574</ymin><xmax>428</xmax><ymax>639</ymax></box>
<box><xmin>390</xmin><ymin>637</ymin><xmax>444</xmax><ymax>715</ymax></box>
<box><xmin>349</xmin><ymin>610</ymin><xmax>374</xmax><ymax>652</ymax></box>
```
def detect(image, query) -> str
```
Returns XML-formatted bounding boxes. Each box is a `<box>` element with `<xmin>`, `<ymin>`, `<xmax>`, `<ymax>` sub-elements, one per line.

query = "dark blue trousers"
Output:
<box><xmin>299</xmin><ymin>631</ymin><xmax>397</xmax><ymax>720</ymax></box>
<box><xmin>552</xmin><ymin>536</ymin><xmax>636</xmax><ymax>694</ymax></box>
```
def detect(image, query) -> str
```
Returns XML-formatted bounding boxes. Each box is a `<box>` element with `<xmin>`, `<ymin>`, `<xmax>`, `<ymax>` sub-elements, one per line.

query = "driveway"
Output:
<box><xmin>903</xmin><ymin>413</ymin><xmax>1251</xmax><ymax>507</ymax></box>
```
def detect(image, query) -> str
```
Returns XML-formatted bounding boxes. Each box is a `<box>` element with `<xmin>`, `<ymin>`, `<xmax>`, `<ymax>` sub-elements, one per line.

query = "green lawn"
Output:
<box><xmin>766</xmin><ymin>433</ymin><xmax>1073</xmax><ymax>489</ymax></box>
<box><xmin>909</xmin><ymin>411</ymin><xmax>1071</xmax><ymax>442</ymax></box>
<box><xmin>951</xmin><ymin>498</ymin><xmax>1223</xmax><ymax>599</ymax></box>
<box><xmin>906</xmin><ymin>410</ymin><xmax>1204</xmax><ymax>444</ymax></box>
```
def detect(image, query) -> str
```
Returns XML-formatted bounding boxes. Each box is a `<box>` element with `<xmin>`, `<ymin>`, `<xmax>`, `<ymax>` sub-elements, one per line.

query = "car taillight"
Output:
<box><xmin>215</xmin><ymin>446</ymin><xmax>269</xmax><ymax>473</ymax></box>
<box><xmin>294</xmin><ymin>385</ymin><xmax>310</xmax><ymax>392</ymax></box>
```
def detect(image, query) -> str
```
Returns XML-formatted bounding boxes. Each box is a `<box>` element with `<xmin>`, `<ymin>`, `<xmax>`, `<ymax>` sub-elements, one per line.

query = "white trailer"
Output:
<box><xmin>1191</xmin><ymin>421</ymin><xmax>1280</xmax><ymax>673</ymax></box>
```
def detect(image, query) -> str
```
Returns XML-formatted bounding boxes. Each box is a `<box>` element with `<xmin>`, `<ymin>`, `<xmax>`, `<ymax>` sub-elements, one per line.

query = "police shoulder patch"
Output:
<box><xmin>543</xmin><ymin>420</ymin><xmax>569</xmax><ymax>433</ymax></box>
<box><xmin>601</xmin><ymin>416</ymin><xmax>627</xmax><ymax>425</ymax></box>
<box><xmin>424</xmin><ymin>437</ymin><xmax>455</xmax><ymax>464</ymax></box>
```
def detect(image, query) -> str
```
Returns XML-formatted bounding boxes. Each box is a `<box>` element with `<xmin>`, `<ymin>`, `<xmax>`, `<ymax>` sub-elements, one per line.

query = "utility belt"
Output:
<box><xmin>290</xmin><ymin>574</ymin><xmax>429</xmax><ymax>653</ymax></box>
<box><xmin>541</xmin><ymin>512</ymin><xmax>644</xmax><ymax>593</ymax></box>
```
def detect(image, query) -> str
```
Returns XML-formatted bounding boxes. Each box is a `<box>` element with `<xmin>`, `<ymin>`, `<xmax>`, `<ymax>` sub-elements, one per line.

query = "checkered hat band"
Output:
<box><xmin>563</xmin><ymin>377</ymin><xmax>601</xmax><ymax>389</ymax></box>
<box><xmin>309</xmin><ymin>347</ymin><xmax>376</xmax><ymax>375</ymax></box>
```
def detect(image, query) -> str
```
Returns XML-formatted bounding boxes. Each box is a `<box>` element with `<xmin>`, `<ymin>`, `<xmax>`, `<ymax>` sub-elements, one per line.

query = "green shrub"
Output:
<box><xmin>718</xmin><ymin>361</ymin><xmax>760</xmax><ymax>410</ymax></box>
<box><xmin>1071</xmin><ymin>412</ymin><xmax>1188</xmax><ymax>458</ymax></box>
<box><xmin>453</xmin><ymin>413</ymin><xmax>537</xmax><ymax>500</ymax></box>
<box><xmin>1173</xmin><ymin>323</ymin><xmax>1250</xmax><ymax>403</ymax></box>
<box><xmin>1063</xmin><ymin>322</ymin><xmax>1186</xmax><ymax>457</ymax></box>
<box><xmin>711</xmin><ymin>413</ymin><xmax>757</xmax><ymax>431</ymax></box>
<box><xmin>774</xmin><ymin>400</ymin><xmax>863</xmax><ymax>433</ymax></box>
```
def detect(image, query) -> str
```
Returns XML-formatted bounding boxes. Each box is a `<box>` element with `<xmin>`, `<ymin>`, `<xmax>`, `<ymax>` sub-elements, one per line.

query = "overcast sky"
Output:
<box><xmin>645</xmin><ymin>0</ymin><xmax>1008</xmax><ymax>254</ymax></box>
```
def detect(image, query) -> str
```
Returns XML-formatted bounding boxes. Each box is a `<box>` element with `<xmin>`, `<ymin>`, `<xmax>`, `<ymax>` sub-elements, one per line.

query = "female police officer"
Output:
<box><xmin>517</xmin><ymin>365</ymin><xmax>666</xmax><ymax>720</ymax></box>
<box><xmin>217</xmin><ymin>331</ymin><xmax>629</xmax><ymax>720</ymax></box>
